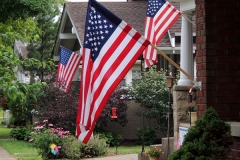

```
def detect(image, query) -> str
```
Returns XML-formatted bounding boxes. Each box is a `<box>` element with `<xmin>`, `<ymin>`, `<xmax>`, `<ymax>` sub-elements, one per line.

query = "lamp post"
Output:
<box><xmin>166</xmin><ymin>72</ymin><xmax>175</xmax><ymax>157</ymax></box>
<box><xmin>141</xmin><ymin>111</ymin><xmax>145</xmax><ymax>154</ymax></box>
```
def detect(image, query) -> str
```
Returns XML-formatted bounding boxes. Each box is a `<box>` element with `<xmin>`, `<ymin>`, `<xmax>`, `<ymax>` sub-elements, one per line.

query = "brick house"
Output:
<box><xmin>173</xmin><ymin>0</ymin><xmax>240</xmax><ymax>159</ymax></box>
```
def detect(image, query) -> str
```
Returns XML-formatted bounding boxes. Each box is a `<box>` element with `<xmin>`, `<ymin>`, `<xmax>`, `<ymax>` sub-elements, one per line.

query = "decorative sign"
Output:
<box><xmin>177</xmin><ymin>127</ymin><xmax>189</xmax><ymax>149</ymax></box>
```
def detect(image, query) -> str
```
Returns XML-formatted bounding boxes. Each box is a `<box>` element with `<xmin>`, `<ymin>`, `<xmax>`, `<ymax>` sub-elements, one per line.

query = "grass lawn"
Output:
<box><xmin>0</xmin><ymin>109</ymin><xmax>11</xmax><ymax>139</ymax></box>
<box><xmin>107</xmin><ymin>145</ymin><xmax>149</xmax><ymax>155</ymax></box>
<box><xmin>0</xmin><ymin>125</ymin><xmax>11</xmax><ymax>139</ymax></box>
<box><xmin>0</xmin><ymin>140</ymin><xmax>41</xmax><ymax>160</ymax></box>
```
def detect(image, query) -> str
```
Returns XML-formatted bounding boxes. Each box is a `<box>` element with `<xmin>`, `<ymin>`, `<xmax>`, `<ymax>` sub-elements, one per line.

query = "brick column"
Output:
<box><xmin>196</xmin><ymin>0</ymin><xmax>240</xmax><ymax>120</ymax></box>
<box><xmin>195</xmin><ymin>0</ymin><xmax>207</xmax><ymax>118</ymax></box>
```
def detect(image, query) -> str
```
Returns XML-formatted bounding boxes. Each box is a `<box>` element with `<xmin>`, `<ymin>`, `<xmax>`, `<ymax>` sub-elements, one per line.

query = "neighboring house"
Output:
<box><xmin>13</xmin><ymin>40</ymin><xmax>31</xmax><ymax>84</ymax></box>
<box><xmin>52</xmin><ymin>0</ymin><xmax>196</xmax><ymax>86</ymax></box>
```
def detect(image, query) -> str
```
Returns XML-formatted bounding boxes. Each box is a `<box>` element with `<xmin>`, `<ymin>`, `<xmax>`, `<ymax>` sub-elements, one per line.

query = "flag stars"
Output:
<box><xmin>84</xmin><ymin>6</ymin><xmax>116</xmax><ymax>55</ymax></box>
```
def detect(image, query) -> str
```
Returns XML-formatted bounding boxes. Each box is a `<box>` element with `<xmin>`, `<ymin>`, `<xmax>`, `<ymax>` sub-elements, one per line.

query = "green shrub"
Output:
<box><xmin>62</xmin><ymin>135</ymin><xmax>83</xmax><ymax>160</ymax></box>
<box><xmin>97</xmin><ymin>131</ymin><xmax>113</xmax><ymax>146</ymax></box>
<box><xmin>97</xmin><ymin>131</ymin><xmax>123</xmax><ymax>147</ymax></box>
<box><xmin>10</xmin><ymin>127</ymin><xmax>28</xmax><ymax>140</ymax></box>
<box><xmin>81</xmin><ymin>134</ymin><xmax>108</xmax><ymax>158</ymax></box>
<box><xmin>136</xmin><ymin>126</ymin><xmax>156</xmax><ymax>145</ymax></box>
<box><xmin>29</xmin><ymin>120</ymin><xmax>70</xmax><ymax>160</ymax></box>
<box><xmin>169</xmin><ymin>107</ymin><xmax>233</xmax><ymax>160</ymax></box>
<box><xmin>111</xmin><ymin>133</ymin><xmax>123</xmax><ymax>147</ymax></box>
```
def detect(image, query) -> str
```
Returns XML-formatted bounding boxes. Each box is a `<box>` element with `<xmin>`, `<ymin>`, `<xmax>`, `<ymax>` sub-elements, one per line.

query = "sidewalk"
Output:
<box><xmin>0</xmin><ymin>146</ymin><xmax>16</xmax><ymax>160</ymax></box>
<box><xmin>0</xmin><ymin>145</ymin><xmax>138</xmax><ymax>160</ymax></box>
<box><xmin>82</xmin><ymin>154</ymin><xmax>138</xmax><ymax>160</ymax></box>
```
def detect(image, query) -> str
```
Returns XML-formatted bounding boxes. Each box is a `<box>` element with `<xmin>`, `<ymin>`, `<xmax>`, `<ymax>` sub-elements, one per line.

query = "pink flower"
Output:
<box><xmin>48</xmin><ymin>123</ymin><xmax>53</xmax><ymax>127</ymax></box>
<box><xmin>34</xmin><ymin>125</ymin><xmax>44</xmax><ymax>129</ymax></box>
<box><xmin>43</xmin><ymin>120</ymin><xmax>48</xmax><ymax>123</ymax></box>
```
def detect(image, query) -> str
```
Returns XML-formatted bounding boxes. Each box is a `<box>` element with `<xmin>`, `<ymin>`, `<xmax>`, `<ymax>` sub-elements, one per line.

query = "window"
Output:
<box><xmin>132</xmin><ymin>69</ymin><xmax>141</xmax><ymax>83</ymax></box>
<box><xmin>120</xmin><ymin>79</ymin><xmax>126</xmax><ymax>87</ymax></box>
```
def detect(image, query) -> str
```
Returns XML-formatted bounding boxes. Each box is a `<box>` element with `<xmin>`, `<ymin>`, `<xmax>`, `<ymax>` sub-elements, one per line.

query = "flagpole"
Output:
<box><xmin>150</xmin><ymin>43</ymin><xmax>194</xmax><ymax>81</ymax></box>
<box><xmin>181</xmin><ymin>14</ymin><xmax>196</xmax><ymax>26</ymax></box>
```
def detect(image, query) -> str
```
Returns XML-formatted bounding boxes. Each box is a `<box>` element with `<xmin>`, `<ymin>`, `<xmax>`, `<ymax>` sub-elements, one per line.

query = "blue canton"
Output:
<box><xmin>146</xmin><ymin>0</ymin><xmax>165</xmax><ymax>17</ymax></box>
<box><xmin>60</xmin><ymin>47</ymin><xmax>72</xmax><ymax>66</ymax></box>
<box><xmin>84</xmin><ymin>6</ymin><xmax>117</xmax><ymax>61</ymax></box>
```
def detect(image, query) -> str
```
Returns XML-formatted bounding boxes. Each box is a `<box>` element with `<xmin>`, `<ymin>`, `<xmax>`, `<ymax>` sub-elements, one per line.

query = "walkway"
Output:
<box><xmin>0</xmin><ymin>146</ymin><xmax>138</xmax><ymax>160</ymax></box>
<box><xmin>0</xmin><ymin>146</ymin><xmax>16</xmax><ymax>160</ymax></box>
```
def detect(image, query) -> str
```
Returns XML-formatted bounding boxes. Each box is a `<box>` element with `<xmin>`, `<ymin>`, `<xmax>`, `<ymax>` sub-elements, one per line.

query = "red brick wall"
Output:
<box><xmin>195</xmin><ymin>0</ymin><xmax>240</xmax><ymax>121</ymax></box>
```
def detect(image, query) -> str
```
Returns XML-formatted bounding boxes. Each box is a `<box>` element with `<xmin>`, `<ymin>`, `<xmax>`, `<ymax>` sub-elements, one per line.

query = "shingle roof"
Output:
<box><xmin>65</xmin><ymin>1</ymin><xmax>182</xmax><ymax>48</ymax></box>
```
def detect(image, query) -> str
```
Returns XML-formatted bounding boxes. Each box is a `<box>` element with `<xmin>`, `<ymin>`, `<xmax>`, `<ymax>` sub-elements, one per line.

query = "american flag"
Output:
<box><xmin>143</xmin><ymin>0</ymin><xmax>181</xmax><ymax>68</ymax></box>
<box><xmin>56</xmin><ymin>46</ymin><xmax>81</xmax><ymax>92</ymax></box>
<box><xmin>76</xmin><ymin>0</ymin><xmax>150</xmax><ymax>143</ymax></box>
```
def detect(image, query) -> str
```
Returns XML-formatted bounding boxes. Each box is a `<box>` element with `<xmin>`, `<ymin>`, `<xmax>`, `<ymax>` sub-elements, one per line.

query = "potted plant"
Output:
<box><xmin>185</xmin><ymin>106</ymin><xmax>197</xmax><ymax>125</ymax></box>
<box><xmin>145</xmin><ymin>147</ymin><xmax>163</xmax><ymax>160</ymax></box>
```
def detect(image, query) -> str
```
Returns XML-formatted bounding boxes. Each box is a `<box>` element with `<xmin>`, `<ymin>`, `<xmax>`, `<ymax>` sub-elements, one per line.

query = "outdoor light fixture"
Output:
<box><xmin>188</xmin><ymin>87</ymin><xmax>193</xmax><ymax>103</ymax></box>
<box><xmin>166</xmin><ymin>72</ymin><xmax>174</xmax><ymax>88</ymax></box>
<box><xmin>111</xmin><ymin>107</ymin><xmax>117</xmax><ymax>119</ymax></box>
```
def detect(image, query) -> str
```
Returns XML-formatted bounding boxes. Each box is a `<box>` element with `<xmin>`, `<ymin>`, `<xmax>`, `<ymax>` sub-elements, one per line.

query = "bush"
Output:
<box><xmin>97</xmin><ymin>130</ymin><xmax>123</xmax><ymax>147</ymax></box>
<box><xmin>136</xmin><ymin>126</ymin><xmax>157</xmax><ymax>145</ymax></box>
<box><xmin>10</xmin><ymin>127</ymin><xmax>29</xmax><ymax>140</ymax></box>
<box><xmin>29</xmin><ymin>120</ymin><xmax>70</xmax><ymax>159</ymax></box>
<box><xmin>97</xmin><ymin>131</ymin><xmax>113</xmax><ymax>146</ymax></box>
<box><xmin>169</xmin><ymin>107</ymin><xmax>233</xmax><ymax>160</ymax></box>
<box><xmin>62</xmin><ymin>135</ymin><xmax>83</xmax><ymax>160</ymax></box>
<box><xmin>81</xmin><ymin>134</ymin><xmax>108</xmax><ymax>158</ymax></box>
<box><xmin>111</xmin><ymin>133</ymin><xmax>123</xmax><ymax>147</ymax></box>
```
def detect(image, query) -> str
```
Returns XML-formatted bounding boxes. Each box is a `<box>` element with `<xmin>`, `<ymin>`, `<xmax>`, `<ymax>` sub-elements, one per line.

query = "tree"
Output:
<box><xmin>0</xmin><ymin>0</ymin><xmax>64</xmax><ymax>125</ymax></box>
<box><xmin>26</xmin><ymin>0</ymin><xmax>64</xmax><ymax>82</ymax></box>
<box><xmin>128</xmin><ymin>66</ymin><xmax>172</xmax><ymax>135</ymax></box>
<box><xmin>169</xmin><ymin>107</ymin><xmax>233</xmax><ymax>160</ymax></box>
<box><xmin>0</xmin><ymin>0</ymin><xmax>52</xmax><ymax>22</ymax></box>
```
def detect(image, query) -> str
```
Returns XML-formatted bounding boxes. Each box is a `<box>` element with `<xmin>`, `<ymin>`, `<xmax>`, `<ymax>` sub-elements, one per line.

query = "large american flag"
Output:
<box><xmin>76</xmin><ymin>0</ymin><xmax>150</xmax><ymax>143</ymax></box>
<box><xmin>56</xmin><ymin>46</ymin><xmax>81</xmax><ymax>92</ymax></box>
<box><xmin>143</xmin><ymin>0</ymin><xmax>181</xmax><ymax>68</ymax></box>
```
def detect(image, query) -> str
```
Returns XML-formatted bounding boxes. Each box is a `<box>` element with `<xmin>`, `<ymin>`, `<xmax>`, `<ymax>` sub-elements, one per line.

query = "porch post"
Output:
<box><xmin>177</xmin><ymin>13</ymin><xmax>194</xmax><ymax>85</ymax></box>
